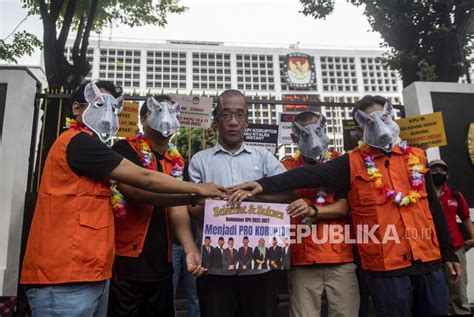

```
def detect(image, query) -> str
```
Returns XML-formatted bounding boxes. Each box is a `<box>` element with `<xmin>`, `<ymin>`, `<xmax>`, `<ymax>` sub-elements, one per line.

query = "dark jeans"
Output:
<box><xmin>108</xmin><ymin>278</ymin><xmax>174</xmax><ymax>317</ymax></box>
<box><xmin>365</xmin><ymin>267</ymin><xmax>448</xmax><ymax>317</ymax></box>
<box><xmin>197</xmin><ymin>272</ymin><xmax>278</xmax><ymax>317</ymax></box>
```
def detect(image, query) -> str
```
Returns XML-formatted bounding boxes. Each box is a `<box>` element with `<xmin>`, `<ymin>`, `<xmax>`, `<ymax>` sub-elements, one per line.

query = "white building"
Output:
<box><xmin>66</xmin><ymin>39</ymin><xmax>404</xmax><ymax>154</ymax></box>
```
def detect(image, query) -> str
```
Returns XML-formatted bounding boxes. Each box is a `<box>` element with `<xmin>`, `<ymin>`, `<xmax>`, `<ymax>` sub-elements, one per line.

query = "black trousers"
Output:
<box><xmin>108</xmin><ymin>278</ymin><xmax>174</xmax><ymax>317</ymax></box>
<box><xmin>197</xmin><ymin>272</ymin><xmax>278</xmax><ymax>317</ymax></box>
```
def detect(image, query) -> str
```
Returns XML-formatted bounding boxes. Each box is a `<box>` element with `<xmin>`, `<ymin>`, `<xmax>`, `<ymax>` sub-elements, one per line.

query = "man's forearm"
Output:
<box><xmin>169</xmin><ymin>206</ymin><xmax>198</xmax><ymax>253</ymax></box>
<box><xmin>110</xmin><ymin>159</ymin><xmax>200</xmax><ymax>194</ymax></box>
<box><xmin>118</xmin><ymin>183</ymin><xmax>194</xmax><ymax>207</ymax></box>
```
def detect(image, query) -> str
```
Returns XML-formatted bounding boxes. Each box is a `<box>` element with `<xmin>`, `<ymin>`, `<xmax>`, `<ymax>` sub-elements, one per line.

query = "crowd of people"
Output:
<box><xmin>19</xmin><ymin>80</ymin><xmax>473</xmax><ymax>317</ymax></box>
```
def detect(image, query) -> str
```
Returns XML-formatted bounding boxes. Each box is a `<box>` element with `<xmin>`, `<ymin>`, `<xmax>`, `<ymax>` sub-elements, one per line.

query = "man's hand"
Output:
<box><xmin>196</xmin><ymin>183</ymin><xmax>227</xmax><ymax>199</ymax></box>
<box><xmin>227</xmin><ymin>182</ymin><xmax>263</xmax><ymax>206</ymax></box>
<box><xmin>186</xmin><ymin>250</ymin><xmax>207</xmax><ymax>277</ymax></box>
<box><xmin>287</xmin><ymin>199</ymin><xmax>314</xmax><ymax>218</ymax></box>
<box><xmin>464</xmin><ymin>239</ymin><xmax>474</xmax><ymax>251</ymax></box>
<box><xmin>242</xmin><ymin>265</ymin><xmax>247</xmax><ymax>270</ymax></box>
<box><xmin>445</xmin><ymin>261</ymin><xmax>462</xmax><ymax>284</ymax></box>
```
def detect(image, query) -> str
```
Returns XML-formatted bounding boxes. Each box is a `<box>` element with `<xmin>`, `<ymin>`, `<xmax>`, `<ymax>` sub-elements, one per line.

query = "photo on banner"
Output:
<box><xmin>201</xmin><ymin>199</ymin><xmax>291</xmax><ymax>276</ymax></box>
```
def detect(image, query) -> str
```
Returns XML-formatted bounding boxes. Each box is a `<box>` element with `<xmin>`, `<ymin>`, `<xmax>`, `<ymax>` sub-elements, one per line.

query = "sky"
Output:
<box><xmin>1</xmin><ymin>0</ymin><xmax>384</xmax><ymax>65</ymax></box>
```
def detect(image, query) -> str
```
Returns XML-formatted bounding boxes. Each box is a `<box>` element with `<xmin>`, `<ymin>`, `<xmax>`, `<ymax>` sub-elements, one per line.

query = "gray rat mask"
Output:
<box><xmin>292</xmin><ymin>115</ymin><xmax>330</xmax><ymax>162</ymax></box>
<box><xmin>354</xmin><ymin>102</ymin><xmax>400</xmax><ymax>152</ymax></box>
<box><xmin>82</xmin><ymin>82</ymin><xmax>124</xmax><ymax>142</ymax></box>
<box><xmin>146</xmin><ymin>97</ymin><xmax>181</xmax><ymax>138</ymax></box>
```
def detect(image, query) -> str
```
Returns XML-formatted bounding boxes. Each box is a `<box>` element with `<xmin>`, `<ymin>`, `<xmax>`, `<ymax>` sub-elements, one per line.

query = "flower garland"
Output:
<box><xmin>168</xmin><ymin>144</ymin><xmax>185</xmax><ymax>180</ymax></box>
<box><xmin>357</xmin><ymin>139</ymin><xmax>424</xmax><ymax>207</ymax></box>
<box><xmin>110</xmin><ymin>134</ymin><xmax>185</xmax><ymax>217</ymax></box>
<box><xmin>65</xmin><ymin>117</ymin><xmax>85</xmax><ymax>131</ymax></box>
<box><xmin>136</xmin><ymin>134</ymin><xmax>154</xmax><ymax>169</ymax></box>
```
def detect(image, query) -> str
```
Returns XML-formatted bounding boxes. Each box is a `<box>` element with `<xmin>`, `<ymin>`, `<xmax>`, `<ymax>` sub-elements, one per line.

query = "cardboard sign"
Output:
<box><xmin>396</xmin><ymin>112</ymin><xmax>447</xmax><ymax>148</ymax></box>
<box><xmin>278</xmin><ymin>112</ymin><xmax>298</xmax><ymax>144</ymax></box>
<box><xmin>170</xmin><ymin>94</ymin><xmax>213</xmax><ymax>129</ymax></box>
<box><xmin>117</xmin><ymin>101</ymin><xmax>139</xmax><ymax>138</ymax></box>
<box><xmin>201</xmin><ymin>199</ymin><xmax>291</xmax><ymax>275</ymax></box>
<box><xmin>244</xmin><ymin>124</ymin><xmax>279</xmax><ymax>154</ymax></box>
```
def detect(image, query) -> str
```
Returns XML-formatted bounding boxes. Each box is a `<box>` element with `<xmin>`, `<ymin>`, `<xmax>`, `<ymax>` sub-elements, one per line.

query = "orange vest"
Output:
<box><xmin>21</xmin><ymin>129</ymin><xmax>115</xmax><ymax>284</ymax></box>
<box><xmin>348</xmin><ymin>145</ymin><xmax>441</xmax><ymax>271</ymax></box>
<box><xmin>282</xmin><ymin>156</ymin><xmax>354</xmax><ymax>265</ymax></box>
<box><xmin>114</xmin><ymin>136</ymin><xmax>179</xmax><ymax>261</ymax></box>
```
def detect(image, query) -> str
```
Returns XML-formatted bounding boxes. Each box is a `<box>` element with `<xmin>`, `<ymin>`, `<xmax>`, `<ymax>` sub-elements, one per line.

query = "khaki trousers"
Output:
<box><xmin>448</xmin><ymin>248</ymin><xmax>471</xmax><ymax>315</ymax></box>
<box><xmin>288</xmin><ymin>263</ymin><xmax>360</xmax><ymax>317</ymax></box>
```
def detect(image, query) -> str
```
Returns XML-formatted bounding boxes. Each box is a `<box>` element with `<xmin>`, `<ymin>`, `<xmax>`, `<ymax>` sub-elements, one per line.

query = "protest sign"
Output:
<box><xmin>117</xmin><ymin>101</ymin><xmax>139</xmax><ymax>138</ymax></box>
<box><xmin>278</xmin><ymin>112</ymin><xmax>297</xmax><ymax>144</ymax></box>
<box><xmin>244</xmin><ymin>123</ymin><xmax>279</xmax><ymax>154</ymax></box>
<box><xmin>170</xmin><ymin>94</ymin><xmax>213</xmax><ymax>129</ymax></box>
<box><xmin>201</xmin><ymin>199</ymin><xmax>291</xmax><ymax>275</ymax></box>
<box><xmin>396</xmin><ymin>112</ymin><xmax>447</xmax><ymax>148</ymax></box>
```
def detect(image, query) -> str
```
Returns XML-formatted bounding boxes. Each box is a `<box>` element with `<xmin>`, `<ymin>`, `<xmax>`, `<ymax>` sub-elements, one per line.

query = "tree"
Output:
<box><xmin>22</xmin><ymin>0</ymin><xmax>187</xmax><ymax>89</ymax></box>
<box><xmin>300</xmin><ymin>0</ymin><xmax>474</xmax><ymax>87</ymax></box>
<box><xmin>0</xmin><ymin>31</ymin><xmax>42</xmax><ymax>63</ymax></box>
<box><xmin>21</xmin><ymin>0</ymin><xmax>187</xmax><ymax>194</ymax></box>
<box><xmin>175</xmin><ymin>126</ymin><xmax>219</xmax><ymax>165</ymax></box>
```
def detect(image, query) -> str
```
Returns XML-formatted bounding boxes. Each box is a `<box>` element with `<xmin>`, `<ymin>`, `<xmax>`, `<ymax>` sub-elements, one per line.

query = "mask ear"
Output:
<box><xmin>354</xmin><ymin>110</ymin><xmax>368</xmax><ymax>127</ymax></box>
<box><xmin>317</xmin><ymin>115</ymin><xmax>327</xmax><ymax>129</ymax></box>
<box><xmin>291</xmin><ymin>121</ymin><xmax>304</xmax><ymax>135</ymax></box>
<box><xmin>147</xmin><ymin>96</ymin><xmax>158</xmax><ymax>111</ymax></box>
<box><xmin>383</xmin><ymin>102</ymin><xmax>393</xmax><ymax>116</ymax></box>
<box><xmin>84</xmin><ymin>83</ymin><xmax>105</xmax><ymax>105</ymax></box>
<box><xmin>174</xmin><ymin>103</ymin><xmax>181</xmax><ymax>115</ymax></box>
<box><xmin>114</xmin><ymin>96</ymin><xmax>124</xmax><ymax>113</ymax></box>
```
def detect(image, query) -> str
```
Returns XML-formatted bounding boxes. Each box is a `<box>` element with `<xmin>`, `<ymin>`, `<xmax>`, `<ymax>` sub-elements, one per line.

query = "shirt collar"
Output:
<box><xmin>212</xmin><ymin>142</ymin><xmax>253</xmax><ymax>156</ymax></box>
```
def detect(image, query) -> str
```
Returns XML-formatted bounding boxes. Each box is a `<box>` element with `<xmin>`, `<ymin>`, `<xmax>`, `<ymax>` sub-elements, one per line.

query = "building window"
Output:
<box><xmin>146</xmin><ymin>50</ymin><xmax>187</xmax><ymax>91</ymax></box>
<box><xmin>192</xmin><ymin>52</ymin><xmax>232</xmax><ymax>90</ymax></box>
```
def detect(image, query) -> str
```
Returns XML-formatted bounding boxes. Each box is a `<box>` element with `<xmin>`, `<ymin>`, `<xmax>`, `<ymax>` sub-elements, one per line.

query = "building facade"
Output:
<box><xmin>66</xmin><ymin>39</ymin><xmax>404</xmax><ymax>154</ymax></box>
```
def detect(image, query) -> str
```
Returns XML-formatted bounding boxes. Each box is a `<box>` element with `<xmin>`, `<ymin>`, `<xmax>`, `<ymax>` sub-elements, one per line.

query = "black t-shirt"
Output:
<box><xmin>66</xmin><ymin>132</ymin><xmax>123</xmax><ymax>180</ymax></box>
<box><xmin>258</xmin><ymin>152</ymin><xmax>458</xmax><ymax>277</ymax></box>
<box><xmin>111</xmin><ymin>139</ymin><xmax>173</xmax><ymax>282</ymax></box>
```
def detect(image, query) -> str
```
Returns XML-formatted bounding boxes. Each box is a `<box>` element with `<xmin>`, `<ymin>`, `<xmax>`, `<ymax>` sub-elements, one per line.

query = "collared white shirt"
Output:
<box><xmin>189</xmin><ymin>142</ymin><xmax>285</xmax><ymax>187</ymax></box>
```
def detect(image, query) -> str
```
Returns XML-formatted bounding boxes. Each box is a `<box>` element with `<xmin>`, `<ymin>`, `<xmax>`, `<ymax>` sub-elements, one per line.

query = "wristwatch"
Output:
<box><xmin>189</xmin><ymin>193</ymin><xmax>197</xmax><ymax>207</ymax></box>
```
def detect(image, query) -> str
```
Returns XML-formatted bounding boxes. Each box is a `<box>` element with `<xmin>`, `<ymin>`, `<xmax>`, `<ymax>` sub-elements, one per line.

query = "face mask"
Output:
<box><xmin>432</xmin><ymin>173</ymin><xmax>447</xmax><ymax>186</ymax></box>
<box><xmin>82</xmin><ymin>82</ymin><xmax>123</xmax><ymax>142</ymax></box>
<box><xmin>146</xmin><ymin>97</ymin><xmax>181</xmax><ymax>137</ymax></box>
<box><xmin>292</xmin><ymin>116</ymin><xmax>330</xmax><ymax>162</ymax></box>
<box><xmin>354</xmin><ymin>102</ymin><xmax>400</xmax><ymax>152</ymax></box>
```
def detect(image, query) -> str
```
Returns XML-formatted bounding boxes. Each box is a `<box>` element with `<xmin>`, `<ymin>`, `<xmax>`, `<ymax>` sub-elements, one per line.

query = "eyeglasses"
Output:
<box><xmin>218</xmin><ymin>111</ymin><xmax>247</xmax><ymax>122</ymax></box>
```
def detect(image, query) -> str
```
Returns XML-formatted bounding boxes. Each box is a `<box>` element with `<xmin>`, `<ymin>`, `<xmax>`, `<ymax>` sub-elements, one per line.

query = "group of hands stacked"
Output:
<box><xmin>196</xmin><ymin>181</ymin><xmax>311</xmax><ymax>217</ymax></box>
